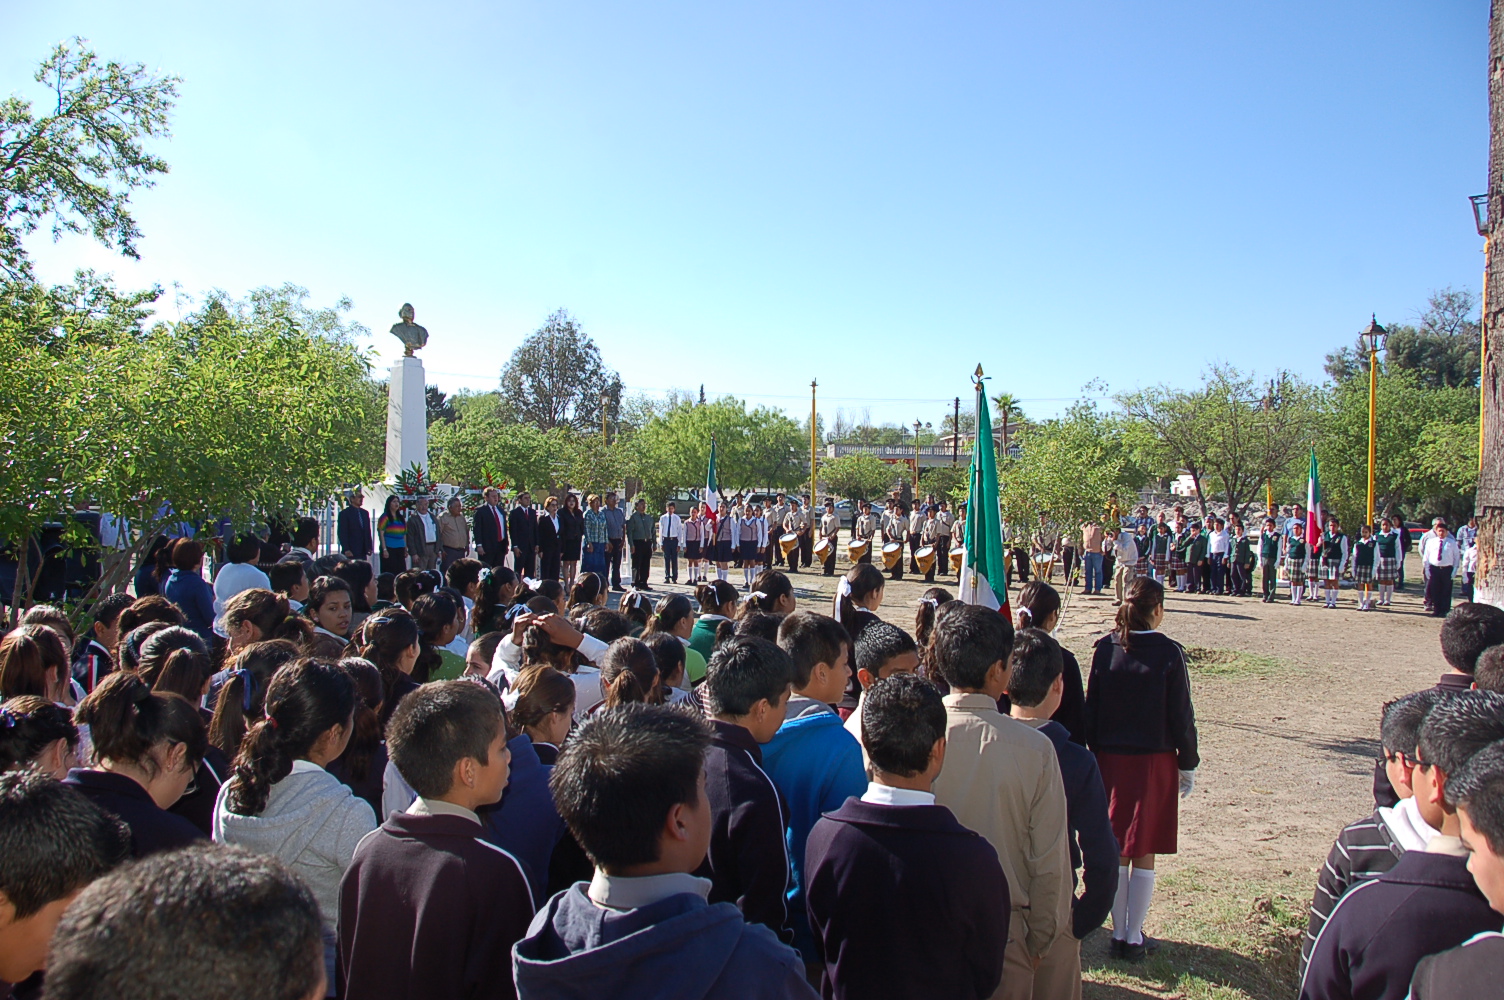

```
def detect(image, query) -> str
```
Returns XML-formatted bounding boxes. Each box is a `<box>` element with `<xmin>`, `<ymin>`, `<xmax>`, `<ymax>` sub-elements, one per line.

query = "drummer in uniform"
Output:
<box><xmin>907</xmin><ymin>503</ymin><xmax>926</xmax><ymax>575</ymax></box>
<box><xmin>764</xmin><ymin>494</ymin><xmax>789</xmax><ymax>570</ymax></box>
<box><xmin>884</xmin><ymin>503</ymin><xmax>908</xmax><ymax>582</ymax></box>
<box><xmin>934</xmin><ymin>500</ymin><xmax>954</xmax><ymax>575</ymax></box>
<box><xmin>854</xmin><ymin>502</ymin><xmax>878</xmax><ymax>565</ymax></box>
<box><xmin>819</xmin><ymin>500</ymin><xmax>840</xmax><ymax>576</ymax></box>
<box><xmin>1032</xmin><ymin>515</ymin><xmax>1058</xmax><ymax>584</ymax></box>
<box><xmin>920</xmin><ymin>507</ymin><xmax>944</xmax><ymax>583</ymax></box>
<box><xmin>783</xmin><ymin>499</ymin><xmax>810</xmax><ymax>574</ymax></box>
<box><xmin>798</xmin><ymin>495</ymin><xmax>816</xmax><ymax>568</ymax></box>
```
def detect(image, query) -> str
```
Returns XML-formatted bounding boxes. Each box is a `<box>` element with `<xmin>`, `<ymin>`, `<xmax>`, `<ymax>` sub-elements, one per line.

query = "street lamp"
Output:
<box><xmin>913</xmin><ymin>420</ymin><xmax>923</xmax><ymax>490</ymax></box>
<box><xmin>1360</xmin><ymin>316</ymin><xmax>1387</xmax><ymax>527</ymax></box>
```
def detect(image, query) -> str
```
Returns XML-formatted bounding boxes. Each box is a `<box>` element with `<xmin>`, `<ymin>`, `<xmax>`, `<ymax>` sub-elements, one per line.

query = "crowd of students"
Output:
<box><xmin>0</xmin><ymin>513</ymin><xmax>1216</xmax><ymax>1000</ymax></box>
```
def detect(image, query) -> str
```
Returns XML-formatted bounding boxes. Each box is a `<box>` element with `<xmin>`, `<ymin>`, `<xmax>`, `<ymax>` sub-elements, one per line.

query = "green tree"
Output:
<box><xmin>1</xmin><ymin>39</ymin><xmax>179</xmax><ymax>279</ymax></box>
<box><xmin>499</xmin><ymin>309</ymin><xmax>618</xmax><ymax>431</ymax></box>
<box><xmin>632</xmin><ymin>397</ymin><xmax>804</xmax><ymax>500</ymax></box>
<box><xmin>821</xmin><ymin>454</ymin><xmax>898</xmax><ymax>502</ymax></box>
<box><xmin>1325</xmin><ymin>289</ymin><xmax>1481</xmax><ymax>388</ymax></box>
<box><xmin>428</xmin><ymin>398</ymin><xmax>551</xmax><ymax>489</ymax></box>
<box><xmin>999</xmin><ymin>399</ymin><xmax>1137</xmax><ymax>531</ymax></box>
<box><xmin>549</xmin><ymin>426</ymin><xmax>634</xmax><ymax>498</ymax></box>
<box><xmin>991</xmin><ymin>392</ymin><xmax>1025</xmax><ymax>457</ymax></box>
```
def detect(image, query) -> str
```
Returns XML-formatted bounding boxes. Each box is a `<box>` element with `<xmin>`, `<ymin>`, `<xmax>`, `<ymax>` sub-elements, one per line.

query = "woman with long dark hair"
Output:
<box><xmin>0</xmin><ymin>625</ymin><xmax>71</xmax><ymax>704</ymax></box>
<box><xmin>594</xmin><ymin>637</ymin><xmax>662</xmax><ymax>711</ymax></box>
<box><xmin>644</xmin><ymin>593</ymin><xmax>708</xmax><ymax>685</ymax></box>
<box><xmin>557</xmin><ymin>493</ymin><xmax>585</xmax><ymax>587</ymax></box>
<box><xmin>208</xmin><ymin>639</ymin><xmax>302</xmax><ymax>757</ymax></box>
<box><xmin>377</xmin><ymin>495</ymin><xmax>408</xmax><ymax>576</ymax></box>
<box><xmin>354</xmin><ymin>612</ymin><xmax>422</xmax><ymax>726</ymax></box>
<box><xmin>136</xmin><ymin>626</ymin><xmax>226</xmax><ymax>836</ymax></box>
<box><xmin>832</xmin><ymin>563</ymin><xmax>885</xmax><ymax>644</ymax></box>
<box><xmin>214</xmin><ymin>658</ymin><xmax>375</xmax><ymax>992</ymax></box>
<box><xmin>133</xmin><ymin>535</ymin><xmax>172</xmax><ymax>597</ymax></box>
<box><xmin>471</xmin><ymin>566</ymin><xmax>520</xmax><ymax>637</ymax></box>
<box><xmin>1084</xmin><ymin>576</ymin><xmax>1199</xmax><ymax>961</ymax></box>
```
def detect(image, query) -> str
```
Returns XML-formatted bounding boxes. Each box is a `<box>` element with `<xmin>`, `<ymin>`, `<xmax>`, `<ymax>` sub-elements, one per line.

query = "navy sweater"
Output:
<box><xmin>804</xmin><ymin>798</ymin><xmax>1009</xmax><ymax>1000</ymax></box>
<box><xmin>694</xmin><ymin>720</ymin><xmax>794</xmax><ymax>943</ymax></box>
<box><xmin>1084</xmin><ymin>631</ymin><xmax>1199</xmax><ymax>770</ymax></box>
<box><xmin>480</xmin><ymin>734</ymin><xmax>568</xmax><ymax>907</ymax></box>
<box><xmin>1299</xmin><ymin>848</ymin><xmax>1502</xmax><ymax>1000</ymax></box>
<box><xmin>339</xmin><ymin>811</ymin><xmax>534</xmax><ymax>1000</ymax></box>
<box><xmin>1027</xmin><ymin>719</ymin><xmax>1119</xmax><ymax>938</ymax></box>
<box><xmin>63</xmin><ymin>768</ymin><xmax>204</xmax><ymax>857</ymax></box>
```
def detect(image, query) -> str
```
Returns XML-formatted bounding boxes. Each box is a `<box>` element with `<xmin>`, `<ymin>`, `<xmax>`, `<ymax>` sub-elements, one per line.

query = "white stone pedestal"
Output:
<box><xmin>385</xmin><ymin>356</ymin><xmax>429</xmax><ymax>480</ymax></box>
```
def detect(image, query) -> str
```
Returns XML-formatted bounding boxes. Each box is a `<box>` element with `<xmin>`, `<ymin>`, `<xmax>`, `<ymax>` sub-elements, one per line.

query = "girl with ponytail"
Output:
<box><xmin>214</xmin><ymin>658</ymin><xmax>375</xmax><ymax>991</ymax></box>
<box><xmin>832</xmin><ymin>563</ymin><xmax>885</xmax><ymax>643</ymax></box>
<box><xmin>67</xmin><ymin>672</ymin><xmax>207</xmax><ymax>855</ymax></box>
<box><xmin>740</xmin><ymin>569</ymin><xmax>796</xmax><ymax>617</ymax></box>
<box><xmin>354</xmin><ymin>612</ymin><xmax>422</xmax><ymax>726</ymax></box>
<box><xmin>1011</xmin><ymin>581</ymin><xmax>1086</xmax><ymax>743</ymax></box>
<box><xmin>325</xmin><ymin>657</ymin><xmax>387</xmax><ymax>816</ymax></box>
<box><xmin>0</xmin><ymin>695</ymin><xmax>79</xmax><ymax>777</ymax></box>
<box><xmin>508</xmin><ymin>665</ymin><xmax>575</xmax><ymax>763</ymax></box>
<box><xmin>595</xmin><ymin>638</ymin><xmax>662</xmax><ymax>711</ymax></box>
<box><xmin>207</xmin><ymin>639</ymin><xmax>302</xmax><ymax>757</ymax></box>
<box><xmin>644</xmin><ymin>593</ymin><xmax>708</xmax><ymax>685</ymax></box>
<box><xmin>567</xmin><ymin>571</ymin><xmax>607</xmax><ymax>613</ymax></box>
<box><xmin>412</xmin><ymin>592</ymin><xmax>465</xmax><ymax>682</ymax></box>
<box><xmin>223</xmin><ymin>588</ymin><xmax>313</xmax><ymax>654</ymax></box>
<box><xmin>1084</xmin><ymin>575</ymin><xmax>1199</xmax><ymax>960</ymax></box>
<box><xmin>688</xmin><ymin>579</ymin><xmax>739</xmax><ymax>661</ymax></box>
<box><xmin>471</xmin><ymin>566</ymin><xmax>520</xmax><ymax>637</ymax></box>
<box><xmin>136</xmin><ymin>625</ymin><xmax>227</xmax><ymax>835</ymax></box>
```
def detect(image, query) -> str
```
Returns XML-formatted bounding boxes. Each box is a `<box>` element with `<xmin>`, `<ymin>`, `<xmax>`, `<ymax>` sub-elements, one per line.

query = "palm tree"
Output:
<box><xmin>991</xmin><ymin>392</ymin><xmax>1025</xmax><ymax>458</ymax></box>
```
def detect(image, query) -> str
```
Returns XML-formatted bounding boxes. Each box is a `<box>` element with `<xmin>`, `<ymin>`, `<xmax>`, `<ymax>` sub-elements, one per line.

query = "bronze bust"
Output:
<box><xmin>390</xmin><ymin>303</ymin><xmax>429</xmax><ymax>357</ymax></box>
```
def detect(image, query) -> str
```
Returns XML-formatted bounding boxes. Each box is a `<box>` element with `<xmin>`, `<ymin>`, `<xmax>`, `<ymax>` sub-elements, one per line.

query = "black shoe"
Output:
<box><xmin>1109</xmin><ymin>938</ymin><xmax>1124</xmax><ymax>959</ymax></box>
<box><xmin>1119</xmin><ymin>940</ymin><xmax>1147</xmax><ymax>962</ymax></box>
<box><xmin>1142</xmin><ymin>935</ymin><xmax>1161</xmax><ymax>955</ymax></box>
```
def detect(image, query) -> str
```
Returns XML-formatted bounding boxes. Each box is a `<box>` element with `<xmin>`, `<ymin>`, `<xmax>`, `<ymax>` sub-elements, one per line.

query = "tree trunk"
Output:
<box><xmin>1480</xmin><ymin>0</ymin><xmax>1504</xmax><ymax>609</ymax></box>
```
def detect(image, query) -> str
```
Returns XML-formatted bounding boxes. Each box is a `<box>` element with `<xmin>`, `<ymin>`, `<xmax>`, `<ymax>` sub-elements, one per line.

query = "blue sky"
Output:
<box><xmin>3</xmin><ymin>0</ymin><xmax>1487</xmax><ymax>428</ymax></box>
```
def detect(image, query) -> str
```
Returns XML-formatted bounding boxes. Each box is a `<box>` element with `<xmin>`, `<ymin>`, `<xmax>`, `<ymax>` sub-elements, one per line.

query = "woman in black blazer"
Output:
<box><xmin>557</xmin><ymin>493</ymin><xmax>585</xmax><ymax>585</ymax></box>
<box><xmin>537</xmin><ymin>496</ymin><xmax>563</xmax><ymax>581</ymax></box>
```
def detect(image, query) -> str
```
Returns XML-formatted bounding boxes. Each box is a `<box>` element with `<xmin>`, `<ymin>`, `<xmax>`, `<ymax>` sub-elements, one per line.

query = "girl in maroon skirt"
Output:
<box><xmin>1084</xmin><ymin>576</ymin><xmax>1199</xmax><ymax>961</ymax></box>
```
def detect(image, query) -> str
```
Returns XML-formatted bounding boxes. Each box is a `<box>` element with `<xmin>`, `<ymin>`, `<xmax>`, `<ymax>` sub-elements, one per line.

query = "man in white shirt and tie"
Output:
<box><xmin>658</xmin><ymin>502</ymin><xmax>685</xmax><ymax>585</ymax></box>
<box><xmin>1421</xmin><ymin>518</ymin><xmax>1461</xmax><ymax>618</ymax></box>
<box><xmin>1206</xmin><ymin>518</ymin><xmax>1231</xmax><ymax>596</ymax></box>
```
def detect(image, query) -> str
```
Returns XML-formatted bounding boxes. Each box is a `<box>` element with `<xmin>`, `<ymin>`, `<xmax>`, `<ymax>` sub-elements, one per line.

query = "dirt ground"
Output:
<box><xmin>647</xmin><ymin>550</ymin><xmax>1448</xmax><ymax>998</ymax></box>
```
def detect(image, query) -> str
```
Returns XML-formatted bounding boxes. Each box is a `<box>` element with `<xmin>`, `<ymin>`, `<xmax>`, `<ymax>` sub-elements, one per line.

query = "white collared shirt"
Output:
<box><xmin>408</xmin><ymin>795</ymin><xmax>480</xmax><ymax>826</ymax></box>
<box><xmin>859</xmin><ymin>781</ymin><xmax>936</xmax><ymax>807</ymax></box>
<box><xmin>658</xmin><ymin>513</ymin><xmax>684</xmax><ymax>544</ymax></box>
<box><xmin>587</xmin><ymin>870</ymin><xmax>712</xmax><ymax>911</ymax></box>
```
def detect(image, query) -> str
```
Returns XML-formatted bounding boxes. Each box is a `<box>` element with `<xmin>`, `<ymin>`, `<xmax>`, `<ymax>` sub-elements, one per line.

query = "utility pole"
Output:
<box><xmin>952</xmin><ymin>396</ymin><xmax>960</xmax><ymax>465</ymax></box>
<box><xmin>1265</xmin><ymin>379</ymin><xmax>1274</xmax><ymax>516</ymax></box>
<box><xmin>810</xmin><ymin>380</ymin><xmax>819</xmax><ymax>502</ymax></box>
<box><xmin>1479</xmin><ymin>0</ymin><xmax>1504</xmax><ymax>608</ymax></box>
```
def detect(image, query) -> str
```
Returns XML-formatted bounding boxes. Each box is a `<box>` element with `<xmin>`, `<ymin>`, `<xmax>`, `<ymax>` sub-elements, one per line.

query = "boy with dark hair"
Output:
<box><xmin>513</xmin><ymin>705</ymin><xmax>816</xmax><ymax>1000</ymax></box>
<box><xmin>269</xmin><ymin>559</ymin><xmax>310</xmax><ymax>610</ymax></box>
<box><xmin>930</xmin><ymin>605</ymin><xmax>1072</xmax><ymax>1000</ymax></box>
<box><xmin>0</xmin><ymin>769</ymin><xmax>131</xmax><ymax>986</ymax></box>
<box><xmin>805</xmin><ymin>674</ymin><xmax>1009</xmax><ymax>1000</ymax></box>
<box><xmin>70</xmin><ymin>591</ymin><xmax>133</xmax><ymax>693</ymax></box>
<box><xmin>45</xmin><ymin>843</ymin><xmax>323</xmax><ymax>1000</ymax></box>
<box><xmin>762</xmin><ymin>612</ymin><xmax>865</xmax><ymax>967</ymax></box>
<box><xmin>1476</xmin><ymin>645</ymin><xmax>1504</xmax><ymax>694</ymax></box>
<box><xmin>1300</xmin><ymin>689</ymin><xmax>1447</xmax><ymax>978</ymax></box>
<box><xmin>841</xmin><ymin>621</ymin><xmax>920</xmax><ymax>744</ymax></box>
<box><xmin>1301</xmin><ymin>691</ymin><xmax>1504</xmax><ymax>1000</ymax></box>
<box><xmin>1007</xmin><ymin>627</ymin><xmax>1119</xmax><ymax>983</ymax></box>
<box><xmin>339</xmin><ymin>680</ymin><xmax>533</xmax><ymax>1000</ymax></box>
<box><xmin>697</xmin><ymin>637</ymin><xmax>797</xmax><ymax>942</ymax></box>
<box><xmin>1409</xmin><ymin>742</ymin><xmax>1504</xmax><ymax>997</ymax></box>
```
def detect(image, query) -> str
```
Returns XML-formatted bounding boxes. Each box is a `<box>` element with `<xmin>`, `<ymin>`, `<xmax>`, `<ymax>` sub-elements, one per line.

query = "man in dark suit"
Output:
<box><xmin>337</xmin><ymin>490</ymin><xmax>373</xmax><ymax>564</ymax></box>
<box><xmin>509</xmin><ymin>491</ymin><xmax>539</xmax><ymax>579</ymax></box>
<box><xmin>473</xmin><ymin>488</ymin><xmax>508</xmax><ymax>568</ymax></box>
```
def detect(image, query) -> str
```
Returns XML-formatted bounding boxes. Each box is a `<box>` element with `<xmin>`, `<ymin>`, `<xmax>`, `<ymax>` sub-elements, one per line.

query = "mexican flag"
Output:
<box><xmin>705</xmin><ymin>436</ymin><xmax>720</xmax><ymax>531</ymax></box>
<box><xmin>960</xmin><ymin>386</ymin><xmax>1012</xmax><ymax>619</ymax></box>
<box><xmin>1305</xmin><ymin>447</ymin><xmax>1322</xmax><ymax>543</ymax></box>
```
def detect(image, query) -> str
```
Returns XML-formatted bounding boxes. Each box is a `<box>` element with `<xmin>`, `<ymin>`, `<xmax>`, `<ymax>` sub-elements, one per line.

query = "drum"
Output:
<box><xmin>915</xmin><ymin>545</ymin><xmax>936</xmax><ymax>574</ymax></box>
<box><xmin>779</xmin><ymin>532</ymin><xmax>800</xmax><ymax>556</ymax></box>
<box><xmin>882</xmin><ymin>542</ymin><xmax>903</xmax><ymax>570</ymax></box>
<box><xmin>814</xmin><ymin>538</ymin><xmax>833</xmax><ymax>560</ymax></box>
<box><xmin>1031</xmin><ymin>553</ymin><xmax>1058</xmax><ymax>580</ymax></box>
<box><xmin>950</xmin><ymin>546</ymin><xmax>965</xmax><ymax>573</ymax></box>
<box><xmin>848</xmin><ymin>538</ymin><xmax>871</xmax><ymax>561</ymax></box>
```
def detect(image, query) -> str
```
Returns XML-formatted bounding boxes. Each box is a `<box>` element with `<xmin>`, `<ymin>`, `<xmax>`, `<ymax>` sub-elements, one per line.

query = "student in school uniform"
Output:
<box><xmin>695</xmin><ymin>637</ymin><xmax>797</xmax><ymax>943</ymax></box>
<box><xmin>761</xmin><ymin>613</ymin><xmax>865</xmax><ymax>968</ymax></box>
<box><xmin>1258</xmin><ymin>517</ymin><xmax>1282</xmax><ymax>602</ymax></box>
<box><xmin>1186</xmin><ymin>521</ymin><xmax>1209</xmax><ymax>594</ymax></box>
<box><xmin>511</xmin><ymin>705</ymin><xmax>817</xmax><ymax>1000</ymax></box>
<box><xmin>882</xmin><ymin>504</ymin><xmax>908</xmax><ymax>582</ymax></box>
<box><xmin>1300</xmin><ymin>692</ymin><xmax>1504</xmax><ymax>1000</ymax></box>
<box><xmin>929</xmin><ymin>605</ymin><xmax>1074</xmax><ymax>1000</ymax></box>
<box><xmin>819</xmin><ymin>501</ymin><xmax>841</xmax><ymax>576</ymax></box>
<box><xmin>841</xmin><ymin>620</ymin><xmax>921</xmax><ymax>743</ymax></box>
<box><xmin>66</xmin><ymin>672</ymin><xmax>207</xmax><ymax>857</ymax></box>
<box><xmin>1352</xmin><ymin>524</ymin><xmax>1377</xmax><ymax>611</ymax></box>
<box><xmin>683</xmin><ymin>504</ymin><xmax>705</xmax><ymax>584</ymax></box>
<box><xmin>1013</xmin><ymin>582</ymin><xmax>1087</xmax><ymax>745</ymax></box>
<box><xmin>852</xmin><ymin>502</ymin><xmax>878</xmax><ymax>565</ymax></box>
<box><xmin>1084</xmin><ymin>577</ymin><xmax>1199</xmax><ymax>961</ymax></box>
<box><xmin>738</xmin><ymin>507</ymin><xmax>764</xmax><ymax>591</ymax></box>
<box><xmin>1410</xmin><ymin>742</ymin><xmax>1504</xmax><ymax>997</ymax></box>
<box><xmin>69</xmin><ymin>592</ymin><xmax>132</xmax><ymax>694</ymax></box>
<box><xmin>1299</xmin><ymin>689</ymin><xmax>1447</xmax><ymax>981</ymax></box>
<box><xmin>340</xmin><ymin>681</ymin><xmax>534</xmax><ymax>1000</ymax></box>
<box><xmin>1372</xmin><ymin>516</ymin><xmax>1400</xmax><ymax>607</ymax></box>
<box><xmin>1148</xmin><ymin>522</ymin><xmax>1172</xmax><ymax>585</ymax></box>
<box><xmin>1007</xmin><ymin>629</ymin><xmax>1120</xmax><ymax>994</ymax></box>
<box><xmin>804</xmin><ymin>674</ymin><xmax>1010</xmax><ymax>1000</ymax></box>
<box><xmin>0</xmin><ymin>768</ymin><xmax>131</xmax><ymax>989</ymax></box>
<box><xmin>1284</xmin><ymin>523</ymin><xmax>1311</xmax><ymax>606</ymax></box>
<box><xmin>1318</xmin><ymin>516</ymin><xmax>1350</xmax><ymax>610</ymax></box>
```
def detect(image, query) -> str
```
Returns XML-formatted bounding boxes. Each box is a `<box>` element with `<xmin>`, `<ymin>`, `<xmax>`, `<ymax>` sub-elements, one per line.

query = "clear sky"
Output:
<box><xmin>3</xmin><ymin>0</ymin><xmax>1488</xmax><ymax>428</ymax></box>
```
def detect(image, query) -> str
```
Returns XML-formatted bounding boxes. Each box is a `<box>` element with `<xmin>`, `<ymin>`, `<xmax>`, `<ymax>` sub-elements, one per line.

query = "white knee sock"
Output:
<box><xmin>717</xmin><ymin>568</ymin><xmax>726</xmax><ymax>581</ymax></box>
<box><xmin>1125</xmin><ymin>868</ymin><xmax>1156</xmax><ymax>945</ymax></box>
<box><xmin>1111</xmin><ymin>865</ymin><xmax>1131</xmax><ymax>941</ymax></box>
<box><xmin>1291</xmin><ymin>585</ymin><xmax>1302</xmax><ymax>604</ymax></box>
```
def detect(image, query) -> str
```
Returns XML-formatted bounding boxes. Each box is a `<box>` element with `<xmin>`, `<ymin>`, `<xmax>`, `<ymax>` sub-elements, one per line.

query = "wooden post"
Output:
<box><xmin>1478</xmin><ymin>0</ymin><xmax>1504</xmax><ymax>608</ymax></box>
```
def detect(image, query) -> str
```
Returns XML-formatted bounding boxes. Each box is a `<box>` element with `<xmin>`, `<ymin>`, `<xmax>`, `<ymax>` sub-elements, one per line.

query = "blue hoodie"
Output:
<box><xmin>512</xmin><ymin>884</ymin><xmax>817</xmax><ymax>1000</ymax></box>
<box><xmin>760</xmin><ymin>695</ymin><xmax>868</xmax><ymax>961</ymax></box>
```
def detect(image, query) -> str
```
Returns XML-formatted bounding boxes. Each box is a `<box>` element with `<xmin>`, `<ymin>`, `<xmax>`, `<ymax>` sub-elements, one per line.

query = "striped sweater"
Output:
<box><xmin>1300</xmin><ymin>807</ymin><xmax>1407</xmax><ymax>978</ymax></box>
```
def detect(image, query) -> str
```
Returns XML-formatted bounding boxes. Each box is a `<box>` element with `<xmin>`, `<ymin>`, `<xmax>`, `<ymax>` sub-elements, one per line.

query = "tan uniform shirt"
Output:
<box><xmin>855</xmin><ymin>514</ymin><xmax>878</xmax><ymax>540</ymax></box>
<box><xmin>820</xmin><ymin>512</ymin><xmax>840</xmax><ymax>539</ymax></box>
<box><xmin>784</xmin><ymin>509</ymin><xmax>811</xmax><ymax>535</ymax></box>
<box><xmin>931</xmin><ymin>693</ymin><xmax>1072</xmax><ymax>958</ymax></box>
<box><xmin>921</xmin><ymin>517</ymin><xmax>943</xmax><ymax>545</ymax></box>
<box><xmin>437</xmin><ymin>512</ymin><xmax>471</xmax><ymax>550</ymax></box>
<box><xmin>935</xmin><ymin>511</ymin><xmax>954</xmax><ymax>537</ymax></box>
<box><xmin>766</xmin><ymin>504</ymin><xmax>790</xmax><ymax>536</ymax></box>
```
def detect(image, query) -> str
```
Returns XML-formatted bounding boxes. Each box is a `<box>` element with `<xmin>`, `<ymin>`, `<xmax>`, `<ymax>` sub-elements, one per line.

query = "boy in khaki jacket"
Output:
<box><xmin>930</xmin><ymin>605</ymin><xmax>1075</xmax><ymax>1000</ymax></box>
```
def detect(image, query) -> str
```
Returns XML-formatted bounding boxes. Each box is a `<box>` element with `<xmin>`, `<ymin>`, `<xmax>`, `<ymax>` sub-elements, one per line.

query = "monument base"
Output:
<box><xmin>386</xmin><ymin>356</ymin><xmax>429</xmax><ymax>481</ymax></box>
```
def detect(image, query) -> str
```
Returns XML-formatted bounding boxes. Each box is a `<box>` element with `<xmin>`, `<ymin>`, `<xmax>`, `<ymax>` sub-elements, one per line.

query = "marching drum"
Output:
<box><xmin>813</xmin><ymin>538</ymin><xmax>833</xmax><ymax>560</ymax></box>
<box><xmin>779</xmin><ymin>532</ymin><xmax>800</xmax><ymax>557</ymax></box>
<box><xmin>1031</xmin><ymin>552</ymin><xmax>1059</xmax><ymax>582</ymax></box>
<box><xmin>882</xmin><ymin>542</ymin><xmax>904</xmax><ymax>570</ymax></box>
<box><xmin>915</xmin><ymin>545</ymin><xmax>936</xmax><ymax>575</ymax></box>
<box><xmin>950</xmin><ymin>546</ymin><xmax>965</xmax><ymax>573</ymax></box>
<box><xmin>848</xmin><ymin>538</ymin><xmax>871</xmax><ymax>561</ymax></box>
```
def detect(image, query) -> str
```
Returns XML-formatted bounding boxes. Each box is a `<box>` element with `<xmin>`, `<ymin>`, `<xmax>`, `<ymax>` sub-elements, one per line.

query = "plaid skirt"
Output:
<box><xmin>1286</xmin><ymin>561</ymin><xmax>1307</xmax><ymax>586</ymax></box>
<box><xmin>1376</xmin><ymin>555</ymin><xmax>1399</xmax><ymax>584</ymax></box>
<box><xmin>1353</xmin><ymin>560</ymin><xmax>1374</xmax><ymax>584</ymax></box>
<box><xmin>1151</xmin><ymin>554</ymin><xmax>1168</xmax><ymax>573</ymax></box>
<box><xmin>1319</xmin><ymin>558</ymin><xmax>1344</xmax><ymax>581</ymax></box>
<box><xmin>1169</xmin><ymin>552</ymin><xmax>1186</xmax><ymax>572</ymax></box>
<box><xmin>1136</xmin><ymin>554</ymin><xmax>1150</xmax><ymax>573</ymax></box>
